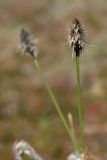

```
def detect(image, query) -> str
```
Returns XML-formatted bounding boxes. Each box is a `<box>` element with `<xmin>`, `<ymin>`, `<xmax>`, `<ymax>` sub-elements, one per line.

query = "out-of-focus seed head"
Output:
<box><xmin>19</xmin><ymin>28</ymin><xmax>38</xmax><ymax>59</ymax></box>
<box><xmin>67</xmin><ymin>18</ymin><xmax>86</xmax><ymax>57</ymax></box>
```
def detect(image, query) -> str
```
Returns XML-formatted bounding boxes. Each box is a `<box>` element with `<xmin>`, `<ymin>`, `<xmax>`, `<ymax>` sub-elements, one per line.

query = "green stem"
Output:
<box><xmin>34</xmin><ymin>59</ymin><xmax>79</xmax><ymax>152</ymax></box>
<box><xmin>76</xmin><ymin>56</ymin><xmax>84</xmax><ymax>149</ymax></box>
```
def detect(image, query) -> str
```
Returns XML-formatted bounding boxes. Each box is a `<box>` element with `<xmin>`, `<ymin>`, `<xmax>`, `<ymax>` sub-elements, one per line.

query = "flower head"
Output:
<box><xmin>19</xmin><ymin>28</ymin><xmax>38</xmax><ymax>59</ymax></box>
<box><xmin>67</xmin><ymin>18</ymin><xmax>86</xmax><ymax>57</ymax></box>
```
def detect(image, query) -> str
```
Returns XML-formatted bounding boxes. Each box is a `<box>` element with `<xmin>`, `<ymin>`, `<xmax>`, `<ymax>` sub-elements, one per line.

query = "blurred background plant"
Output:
<box><xmin>0</xmin><ymin>0</ymin><xmax>107</xmax><ymax>159</ymax></box>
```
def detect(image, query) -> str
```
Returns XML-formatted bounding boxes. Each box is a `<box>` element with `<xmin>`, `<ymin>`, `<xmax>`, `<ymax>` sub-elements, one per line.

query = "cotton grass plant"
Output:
<box><xmin>19</xmin><ymin>27</ymin><xmax>79</xmax><ymax>151</ymax></box>
<box><xmin>67</xmin><ymin>18</ymin><xmax>86</xmax><ymax>150</ymax></box>
<box><xmin>17</xmin><ymin>18</ymin><xmax>88</xmax><ymax>159</ymax></box>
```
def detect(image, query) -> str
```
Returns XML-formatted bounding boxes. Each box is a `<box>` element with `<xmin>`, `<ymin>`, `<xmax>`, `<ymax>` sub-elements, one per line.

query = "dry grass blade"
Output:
<box><xmin>13</xmin><ymin>140</ymin><xmax>44</xmax><ymax>160</ymax></box>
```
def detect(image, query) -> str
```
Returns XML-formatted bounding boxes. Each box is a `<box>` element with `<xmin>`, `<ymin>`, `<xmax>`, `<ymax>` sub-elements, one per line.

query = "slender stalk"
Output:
<box><xmin>34</xmin><ymin>59</ymin><xmax>79</xmax><ymax>152</ymax></box>
<box><xmin>76</xmin><ymin>56</ymin><xmax>84</xmax><ymax>149</ymax></box>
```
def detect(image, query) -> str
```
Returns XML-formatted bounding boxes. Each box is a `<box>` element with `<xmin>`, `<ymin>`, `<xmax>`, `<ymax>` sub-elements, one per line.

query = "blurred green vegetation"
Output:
<box><xmin>0</xmin><ymin>0</ymin><xmax>107</xmax><ymax>159</ymax></box>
